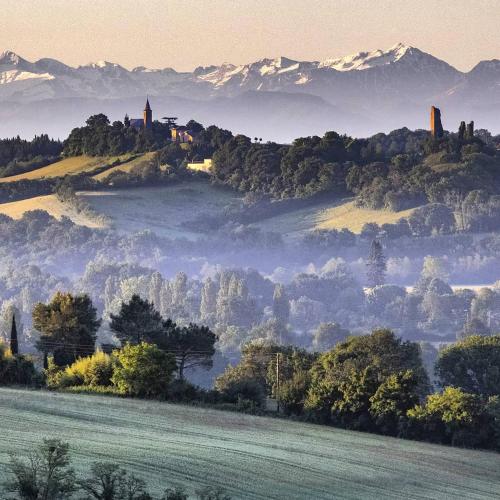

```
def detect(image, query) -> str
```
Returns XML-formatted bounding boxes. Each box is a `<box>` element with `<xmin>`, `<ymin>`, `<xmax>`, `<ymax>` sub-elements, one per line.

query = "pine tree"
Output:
<box><xmin>366</xmin><ymin>240</ymin><xmax>386</xmax><ymax>288</ymax></box>
<box><xmin>10</xmin><ymin>314</ymin><xmax>18</xmax><ymax>355</ymax></box>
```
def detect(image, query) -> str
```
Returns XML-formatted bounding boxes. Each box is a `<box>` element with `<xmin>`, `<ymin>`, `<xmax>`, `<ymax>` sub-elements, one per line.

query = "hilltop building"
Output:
<box><xmin>129</xmin><ymin>98</ymin><xmax>153</xmax><ymax>130</ymax></box>
<box><xmin>171</xmin><ymin>126</ymin><xmax>195</xmax><ymax>143</ymax></box>
<box><xmin>430</xmin><ymin>106</ymin><xmax>444</xmax><ymax>138</ymax></box>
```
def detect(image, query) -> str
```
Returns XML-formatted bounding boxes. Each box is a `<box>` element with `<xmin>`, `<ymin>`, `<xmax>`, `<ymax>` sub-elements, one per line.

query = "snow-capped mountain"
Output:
<box><xmin>0</xmin><ymin>44</ymin><xmax>499</xmax><ymax>141</ymax></box>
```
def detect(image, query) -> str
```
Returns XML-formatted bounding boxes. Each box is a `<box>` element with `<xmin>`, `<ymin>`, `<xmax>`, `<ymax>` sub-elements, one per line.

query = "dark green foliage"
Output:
<box><xmin>305</xmin><ymin>330</ymin><xmax>429</xmax><ymax>430</ymax></box>
<box><xmin>111</xmin><ymin>342</ymin><xmax>177</xmax><ymax>398</ymax></box>
<box><xmin>0</xmin><ymin>135</ymin><xmax>62</xmax><ymax>175</ymax></box>
<box><xmin>33</xmin><ymin>292</ymin><xmax>101</xmax><ymax>366</ymax></box>
<box><xmin>4</xmin><ymin>439</ymin><xmax>76</xmax><ymax>500</ymax></box>
<box><xmin>109</xmin><ymin>295</ymin><xmax>163</xmax><ymax>346</ymax></box>
<box><xmin>369</xmin><ymin>370</ymin><xmax>421</xmax><ymax>435</ymax></box>
<box><xmin>436</xmin><ymin>335</ymin><xmax>500</xmax><ymax>397</ymax></box>
<box><xmin>159</xmin><ymin>321</ymin><xmax>217</xmax><ymax>380</ymax></box>
<box><xmin>406</xmin><ymin>387</ymin><xmax>497</xmax><ymax>448</ymax></box>
<box><xmin>10</xmin><ymin>314</ymin><xmax>18</xmax><ymax>355</ymax></box>
<box><xmin>63</xmin><ymin>114</ymin><xmax>171</xmax><ymax>157</ymax></box>
<box><xmin>0</xmin><ymin>342</ymin><xmax>36</xmax><ymax>386</ymax></box>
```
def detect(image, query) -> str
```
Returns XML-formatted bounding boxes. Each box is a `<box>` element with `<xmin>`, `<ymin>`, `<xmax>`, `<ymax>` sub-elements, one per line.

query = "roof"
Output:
<box><xmin>129</xmin><ymin>118</ymin><xmax>143</xmax><ymax>129</ymax></box>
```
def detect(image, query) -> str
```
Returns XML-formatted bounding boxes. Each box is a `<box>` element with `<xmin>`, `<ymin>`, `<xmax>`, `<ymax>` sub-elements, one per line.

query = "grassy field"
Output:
<box><xmin>93</xmin><ymin>152</ymin><xmax>157</xmax><ymax>181</ymax></box>
<box><xmin>0</xmin><ymin>155</ymin><xmax>130</xmax><ymax>183</ymax></box>
<box><xmin>0</xmin><ymin>194</ymin><xmax>103</xmax><ymax>227</ymax></box>
<box><xmin>76</xmin><ymin>182</ymin><xmax>242</xmax><ymax>239</ymax></box>
<box><xmin>314</xmin><ymin>201</ymin><xmax>416</xmax><ymax>233</ymax></box>
<box><xmin>0</xmin><ymin>388</ymin><xmax>499</xmax><ymax>499</ymax></box>
<box><xmin>0</xmin><ymin>176</ymin><xmax>417</xmax><ymax>239</ymax></box>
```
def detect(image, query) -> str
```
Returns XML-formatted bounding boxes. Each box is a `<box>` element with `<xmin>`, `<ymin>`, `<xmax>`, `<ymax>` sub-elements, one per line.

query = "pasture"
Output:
<box><xmin>0</xmin><ymin>388</ymin><xmax>499</xmax><ymax>499</ymax></box>
<box><xmin>0</xmin><ymin>155</ymin><xmax>128</xmax><ymax>183</ymax></box>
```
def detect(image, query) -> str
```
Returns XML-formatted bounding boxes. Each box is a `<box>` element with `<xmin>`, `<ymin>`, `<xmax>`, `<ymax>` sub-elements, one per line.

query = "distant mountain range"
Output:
<box><xmin>1</xmin><ymin>43</ymin><xmax>499</xmax><ymax>141</ymax></box>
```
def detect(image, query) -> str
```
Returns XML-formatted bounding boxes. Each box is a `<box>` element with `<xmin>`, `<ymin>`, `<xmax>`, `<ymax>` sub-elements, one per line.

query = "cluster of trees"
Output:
<box><xmin>215</xmin><ymin>330</ymin><xmax>500</xmax><ymax>450</ymax></box>
<box><xmin>211</xmin><ymin>127</ymin><xmax>500</xmax><ymax>209</ymax></box>
<box><xmin>63</xmin><ymin>114</ymin><xmax>173</xmax><ymax>157</ymax></box>
<box><xmin>3</xmin><ymin>210</ymin><xmax>500</xmax><ymax>365</ymax></box>
<box><xmin>3</xmin><ymin>439</ymin><xmax>231</xmax><ymax>499</ymax></box>
<box><xmin>62</xmin><ymin>114</ymin><xmax>233</xmax><ymax>168</ymax></box>
<box><xmin>2</xmin><ymin>284</ymin><xmax>500</xmax><ymax>452</ymax></box>
<box><xmin>32</xmin><ymin>292</ymin><xmax>216</xmax><ymax>397</ymax></box>
<box><xmin>0</xmin><ymin>135</ymin><xmax>62</xmax><ymax>178</ymax></box>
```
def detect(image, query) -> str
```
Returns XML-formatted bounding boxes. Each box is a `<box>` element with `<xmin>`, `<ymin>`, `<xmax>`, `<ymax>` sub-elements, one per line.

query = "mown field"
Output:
<box><xmin>0</xmin><ymin>388</ymin><xmax>499</xmax><ymax>499</ymax></box>
<box><xmin>0</xmin><ymin>155</ymin><xmax>129</xmax><ymax>183</ymax></box>
<box><xmin>314</xmin><ymin>201</ymin><xmax>416</xmax><ymax>233</ymax></box>
<box><xmin>0</xmin><ymin>194</ymin><xmax>103</xmax><ymax>228</ymax></box>
<box><xmin>93</xmin><ymin>152</ymin><xmax>157</xmax><ymax>180</ymax></box>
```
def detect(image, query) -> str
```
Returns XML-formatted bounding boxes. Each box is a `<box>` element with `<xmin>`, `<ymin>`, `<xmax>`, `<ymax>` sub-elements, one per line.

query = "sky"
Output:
<box><xmin>1</xmin><ymin>0</ymin><xmax>499</xmax><ymax>71</ymax></box>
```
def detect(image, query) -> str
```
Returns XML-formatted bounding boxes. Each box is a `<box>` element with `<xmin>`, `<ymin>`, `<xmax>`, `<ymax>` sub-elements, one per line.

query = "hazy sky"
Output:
<box><xmin>1</xmin><ymin>0</ymin><xmax>499</xmax><ymax>71</ymax></box>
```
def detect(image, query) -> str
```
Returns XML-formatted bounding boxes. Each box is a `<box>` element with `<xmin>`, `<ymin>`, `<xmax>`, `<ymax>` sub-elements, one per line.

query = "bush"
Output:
<box><xmin>111</xmin><ymin>342</ymin><xmax>177</xmax><ymax>398</ymax></box>
<box><xmin>406</xmin><ymin>387</ymin><xmax>495</xmax><ymax>448</ymax></box>
<box><xmin>0</xmin><ymin>342</ymin><xmax>37</xmax><ymax>386</ymax></box>
<box><xmin>166</xmin><ymin>379</ymin><xmax>200</xmax><ymax>402</ymax></box>
<box><xmin>64</xmin><ymin>351</ymin><xmax>113</xmax><ymax>387</ymax></box>
<box><xmin>215</xmin><ymin>369</ymin><xmax>266</xmax><ymax>408</ymax></box>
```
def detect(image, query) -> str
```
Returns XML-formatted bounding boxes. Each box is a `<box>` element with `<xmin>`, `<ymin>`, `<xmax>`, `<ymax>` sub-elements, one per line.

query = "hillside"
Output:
<box><xmin>0</xmin><ymin>388</ymin><xmax>499</xmax><ymax>499</ymax></box>
<box><xmin>0</xmin><ymin>181</ymin><xmax>421</xmax><ymax>240</ymax></box>
<box><xmin>0</xmin><ymin>155</ymin><xmax>127</xmax><ymax>183</ymax></box>
<box><xmin>92</xmin><ymin>152</ymin><xmax>157</xmax><ymax>180</ymax></box>
<box><xmin>0</xmin><ymin>193</ymin><xmax>103</xmax><ymax>228</ymax></box>
<box><xmin>315</xmin><ymin>201</ymin><xmax>417</xmax><ymax>233</ymax></box>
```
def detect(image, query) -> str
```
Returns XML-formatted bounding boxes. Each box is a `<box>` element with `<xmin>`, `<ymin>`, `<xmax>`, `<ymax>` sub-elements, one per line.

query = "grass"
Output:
<box><xmin>0</xmin><ymin>155</ymin><xmax>131</xmax><ymax>183</ymax></box>
<box><xmin>0</xmin><ymin>388</ymin><xmax>499</xmax><ymax>499</ymax></box>
<box><xmin>0</xmin><ymin>194</ymin><xmax>104</xmax><ymax>228</ymax></box>
<box><xmin>93</xmin><ymin>152</ymin><xmax>157</xmax><ymax>181</ymax></box>
<box><xmin>314</xmin><ymin>201</ymin><xmax>417</xmax><ymax>234</ymax></box>
<box><xmin>76</xmin><ymin>181</ymin><xmax>242</xmax><ymax>239</ymax></box>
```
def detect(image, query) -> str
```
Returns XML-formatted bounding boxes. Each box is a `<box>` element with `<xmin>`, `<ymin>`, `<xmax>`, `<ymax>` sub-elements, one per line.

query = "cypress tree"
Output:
<box><xmin>10</xmin><ymin>314</ymin><xmax>18</xmax><ymax>356</ymax></box>
<box><xmin>366</xmin><ymin>240</ymin><xmax>387</xmax><ymax>288</ymax></box>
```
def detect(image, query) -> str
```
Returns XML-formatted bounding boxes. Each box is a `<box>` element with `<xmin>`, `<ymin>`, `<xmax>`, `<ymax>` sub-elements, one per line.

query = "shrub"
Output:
<box><xmin>436</xmin><ymin>335</ymin><xmax>500</xmax><ymax>397</ymax></box>
<box><xmin>0</xmin><ymin>341</ymin><xmax>37</xmax><ymax>386</ymax></box>
<box><xmin>215</xmin><ymin>366</ymin><xmax>266</xmax><ymax>407</ymax></box>
<box><xmin>64</xmin><ymin>351</ymin><xmax>113</xmax><ymax>387</ymax></box>
<box><xmin>406</xmin><ymin>387</ymin><xmax>495</xmax><ymax>448</ymax></box>
<box><xmin>111</xmin><ymin>342</ymin><xmax>177</xmax><ymax>398</ymax></box>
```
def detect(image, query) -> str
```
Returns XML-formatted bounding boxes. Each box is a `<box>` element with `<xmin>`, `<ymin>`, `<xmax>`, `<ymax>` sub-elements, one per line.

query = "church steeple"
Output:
<box><xmin>143</xmin><ymin>97</ymin><xmax>152</xmax><ymax>129</ymax></box>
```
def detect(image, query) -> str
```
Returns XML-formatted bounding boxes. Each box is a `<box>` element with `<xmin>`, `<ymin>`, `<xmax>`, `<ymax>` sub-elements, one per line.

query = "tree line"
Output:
<box><xmin>1</xmin><ymin>290</ymin><xmax>500</xmax><ymax>452</ymax></box>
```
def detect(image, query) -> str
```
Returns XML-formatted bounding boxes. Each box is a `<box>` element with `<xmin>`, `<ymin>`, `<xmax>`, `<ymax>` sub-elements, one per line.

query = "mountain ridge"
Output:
<box><xmin>0</xmin><ymin>44</ymin><xmax>499</xmax><ymax>141</ymax></box>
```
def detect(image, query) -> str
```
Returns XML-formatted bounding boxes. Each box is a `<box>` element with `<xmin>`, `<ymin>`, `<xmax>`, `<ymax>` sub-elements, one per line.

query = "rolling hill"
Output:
<box><xmin>0</xmin><ymin>177</ymin><xmax>420</xmax><ymax>240</ymax></box>
<box><xmin>0</xmin><ymin>155</ymin><xmax>129</xmax><ymax>183</ymax></box>
<box><xmin>0</xmin><ymin>388</ymin><xmax>499</xmax><ymax>499</ymax></box>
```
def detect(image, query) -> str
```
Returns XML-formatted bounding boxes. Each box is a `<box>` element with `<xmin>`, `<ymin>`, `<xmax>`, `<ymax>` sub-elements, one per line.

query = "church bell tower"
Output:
<box><xmin>143</xmin><ymin>98</ymin><xmax>152</xmax><ymax>129</ymax></box>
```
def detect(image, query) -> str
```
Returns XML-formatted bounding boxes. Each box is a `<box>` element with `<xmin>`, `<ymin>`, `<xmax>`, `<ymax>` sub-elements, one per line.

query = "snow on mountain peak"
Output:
<box><xmin>319</xmin><ymin>43</ymin><xmax>414</xmax><ymax>71</ymax></box>
<box><xmin>0</xmin><ymin>50</ymin><xmax>25</xmax><ymax>65</ymax></box>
